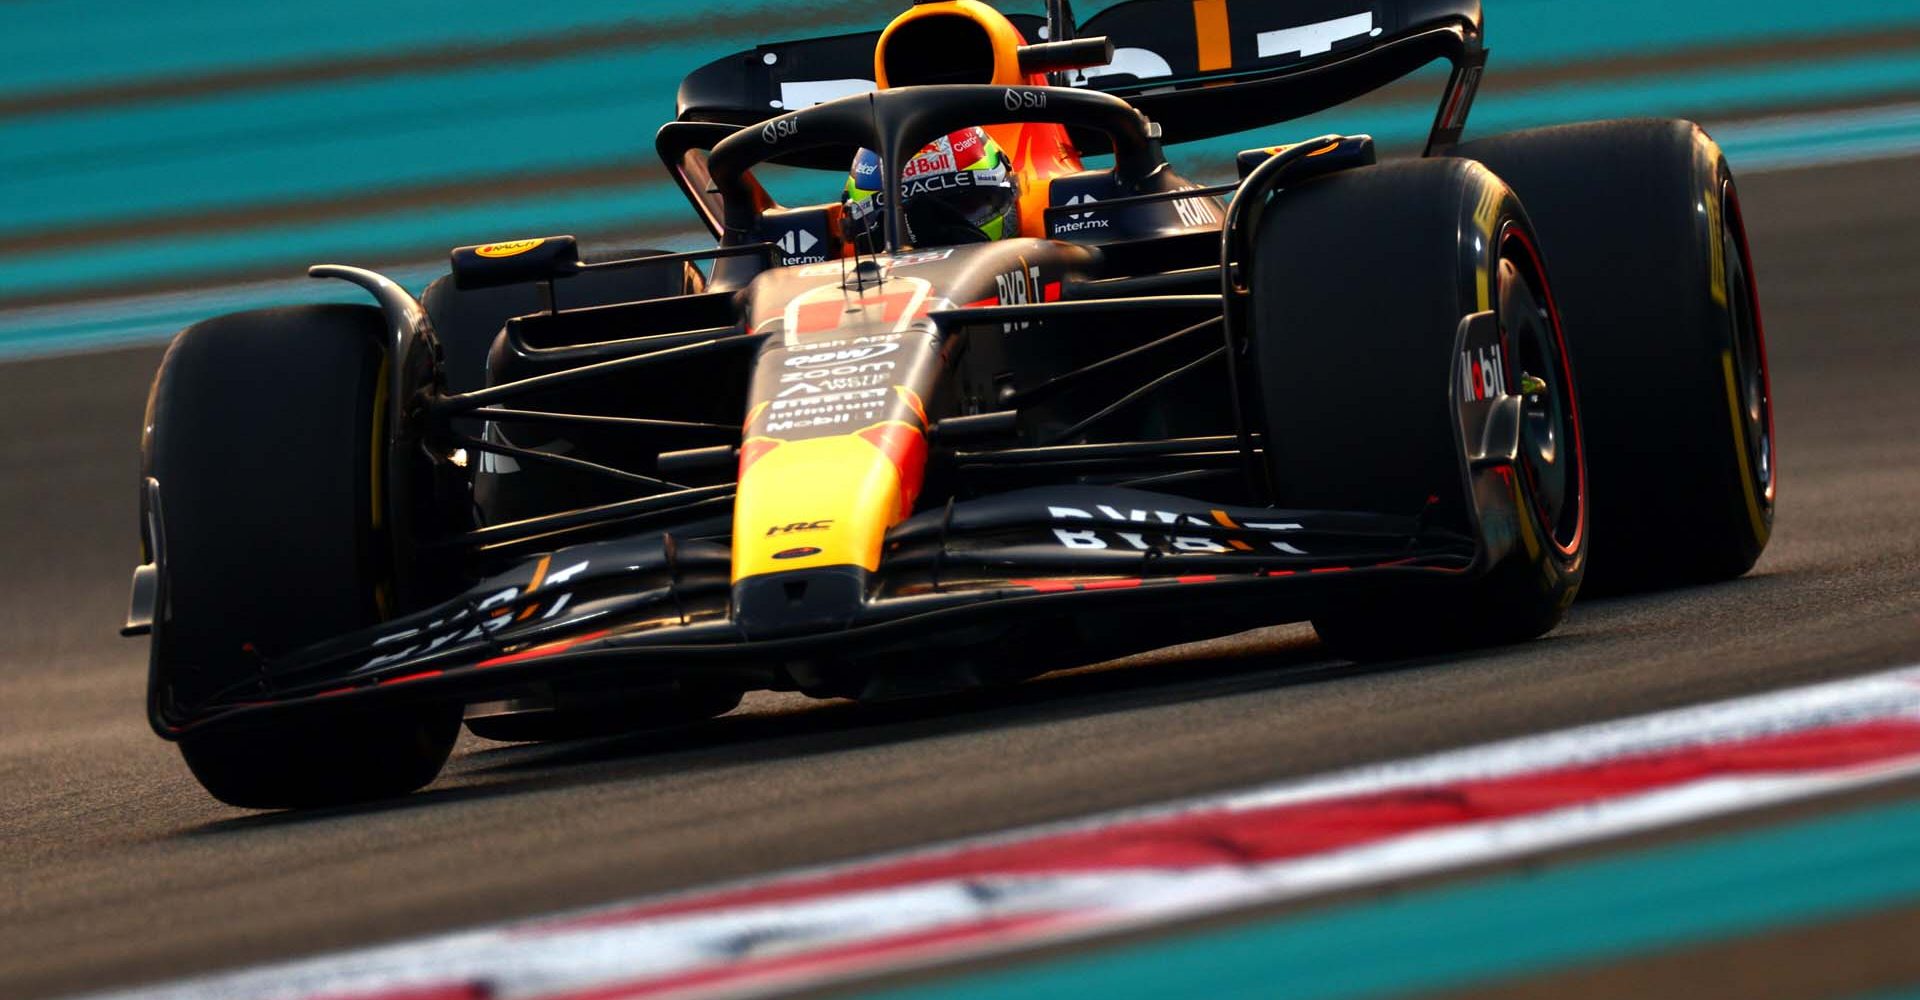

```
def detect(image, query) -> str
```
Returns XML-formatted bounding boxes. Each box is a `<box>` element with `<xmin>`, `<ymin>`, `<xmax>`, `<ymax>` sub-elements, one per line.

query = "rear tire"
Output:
<box><xmin>143</xmin><ymin>305</ymin><xmax>460</xmax><ymax>809</ymax></box>
<box><xmin>1455</xmin><ymin>119</ymin><xmax>1774</xmax><ymax>590</ymax></box>
<box><xmin>1246</xmin><ymin>158</ymin><xmax>1587</xmax><ymax>660</ymax></box>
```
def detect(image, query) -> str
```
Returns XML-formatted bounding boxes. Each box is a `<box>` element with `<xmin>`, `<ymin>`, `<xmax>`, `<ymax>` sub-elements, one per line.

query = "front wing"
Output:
<box><xmin>149</xmin><ymin>477</ymin><xmax>1527</xmax><ymax>737</ymax></box>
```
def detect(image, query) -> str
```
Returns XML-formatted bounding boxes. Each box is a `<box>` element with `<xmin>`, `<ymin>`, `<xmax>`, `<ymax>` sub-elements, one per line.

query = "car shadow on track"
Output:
<box><xmin>178</xmin><ymin>620</ymin><xmax>1611</xmax><ymax>834</ymax></box>
<box><xmin>179</xmin><ymin>624</ymin><xmax>1435</xmax><ymax>833</ymax></box>
<box><xmin>181</xmin><ymin>576</ymin><xmax>1758</xmax><ymax>837</ymax></box>
<box><xmin>465</xmin><ymin>625</ymin><xmax>1354</xmax><ymax>773</ymax></box>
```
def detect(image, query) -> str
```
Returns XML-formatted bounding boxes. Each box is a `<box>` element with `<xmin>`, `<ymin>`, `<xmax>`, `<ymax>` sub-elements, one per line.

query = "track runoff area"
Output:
<box><xmin>83</xmin><ymin>666</ymin><xmax>1920</xmax><ymax>1000</ymax></box>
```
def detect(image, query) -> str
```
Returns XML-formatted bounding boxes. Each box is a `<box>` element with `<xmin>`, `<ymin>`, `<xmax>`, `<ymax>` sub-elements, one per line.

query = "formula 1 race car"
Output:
<box><xmin>125</xmin><ymin>0</ymin><xmax>1775</xmax><ymax>808</ymax></box>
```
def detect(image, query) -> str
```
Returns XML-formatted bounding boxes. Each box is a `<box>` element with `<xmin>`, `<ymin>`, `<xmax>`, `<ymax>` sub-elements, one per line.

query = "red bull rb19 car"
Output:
<box><xmin>125</xmin><ymin>0</ymin><xmax>1777</xmax><ymax>808</ymax></box>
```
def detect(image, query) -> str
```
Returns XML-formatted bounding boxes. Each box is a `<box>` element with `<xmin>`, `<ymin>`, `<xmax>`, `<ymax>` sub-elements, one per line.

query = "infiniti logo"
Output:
<box><xmin>1004</xmin><ymin>89</ymin><xmax>1047</xmax><ymax>111</ymax></box>
<box><xmin>762</xmin><ymin>118</ymin><xmax>800</xmax><ymax>143</ymax></box>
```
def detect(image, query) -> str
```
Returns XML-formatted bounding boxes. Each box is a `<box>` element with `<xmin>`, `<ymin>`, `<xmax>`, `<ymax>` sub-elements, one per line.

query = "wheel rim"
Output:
<box><xmin>1498</xmin><ymin>231</ymin><xmax>1585</xmax><ymax>556</ymax></box>
<box><xmin>1723</xmin><ymin>186</ymin><xmax>1775</xmax><ymax>513</ymax></box>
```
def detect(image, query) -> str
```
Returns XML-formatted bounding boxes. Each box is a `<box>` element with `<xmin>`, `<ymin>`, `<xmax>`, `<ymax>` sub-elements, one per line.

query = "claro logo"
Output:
<box><xmin>782</xmin><ymin>342</ymin><xmax>900</xmax><ymax>367</ymax></box>
<box><xmin>762</xmin><ymin>117</ymin><xmax>800</xmax><ymax>143</ymax></box>
<box><xmin>1004</xmin><ymin>89</ymin><xmax>1047</xmax><ymax>111</ymax></box>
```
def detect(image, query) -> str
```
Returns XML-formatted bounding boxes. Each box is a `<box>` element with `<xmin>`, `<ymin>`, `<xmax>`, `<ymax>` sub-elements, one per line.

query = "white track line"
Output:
<box><xmin>85</xmin><ymin>664</ymin><xmax>1920</xmax><ymax>1000</ymax></box>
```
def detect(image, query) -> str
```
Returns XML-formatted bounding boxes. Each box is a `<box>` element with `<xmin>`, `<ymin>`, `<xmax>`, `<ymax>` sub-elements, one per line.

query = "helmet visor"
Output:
<box><xmin>845</xmin><ymin>131</ymin><xmax>1019</xmax><ymax>246</ymax></box>
<box><xmin>902</xmin><ymin>160</ymin><xmax>1017</xmax><ymax>242</ymax></box>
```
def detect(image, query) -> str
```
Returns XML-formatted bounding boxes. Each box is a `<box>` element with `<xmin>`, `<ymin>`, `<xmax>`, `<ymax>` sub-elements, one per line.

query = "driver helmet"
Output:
<box><xmin>843</xmin><ymin>127</ymin><xmax>1020</xmax><ymax>246</ymax></box>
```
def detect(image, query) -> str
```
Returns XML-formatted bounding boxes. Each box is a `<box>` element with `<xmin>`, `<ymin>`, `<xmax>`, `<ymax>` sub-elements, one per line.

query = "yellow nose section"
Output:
<box><xmin>730</xmin><ymin>422</ymin><xmax>927</xmax><ymax>582</ymax></box>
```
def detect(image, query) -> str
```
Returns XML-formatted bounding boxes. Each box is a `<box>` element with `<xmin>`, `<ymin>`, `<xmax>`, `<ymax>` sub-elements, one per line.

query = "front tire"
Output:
<box><xmin>143</xmin><ymin>305</ymin><xmax>460</xmax><ymax>809</ymax></box>
<box><xmin>181</xmin><ymin>711</ymin><xmax>462</xmax><ymax>811</ymax></box>
<box><xmin>1246</xmin><ymin>158</ymin><xmax>1587</xmax><ymax>660</ymax></box>
<box><xmin>1455</xmin><ymin>119</ymin><xmax>1775</xmax><ymax>590</ymax></box>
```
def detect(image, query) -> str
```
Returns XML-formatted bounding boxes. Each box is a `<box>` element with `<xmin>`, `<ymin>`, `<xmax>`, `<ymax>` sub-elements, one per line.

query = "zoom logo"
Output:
<box><xmin>762</xmin><ymin>118</ymin><xmax>800</xmax><ymax>143</ymax></box>
<box><xmin>1004</xmin><ymin>89</ymin><xmax>1047</xmax><ymax>111</ymax></box>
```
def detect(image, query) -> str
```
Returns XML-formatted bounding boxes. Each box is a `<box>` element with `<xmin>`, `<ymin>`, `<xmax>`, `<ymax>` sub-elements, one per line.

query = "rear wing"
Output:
<box><xmin>675</xmin><ymin>0</ymin><xmax>1485</xmax><ymax>154</ymax></box>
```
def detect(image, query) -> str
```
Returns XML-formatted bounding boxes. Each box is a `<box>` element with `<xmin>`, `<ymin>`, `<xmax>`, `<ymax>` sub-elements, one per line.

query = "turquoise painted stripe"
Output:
<box><xmin>1178</xmin><ymin>47</ymin><xmax>1920</xmax><ymax>168</ymax></box>
<box><xmin>24</xmin><ymin>96</ymin><xmax>1915</xmax><ymax>355</ymax></box>
<box><xmin>0</xmin><ymin>49</ymin><xmax>716</xmax><ymax>236</ymax></box>
<box><xmin>0</xmin><ymin>183</ymin><xmax>695</xmax><ymax>299</ymax></box>
<box><xmin>1713</xmin><ymin>104</ymin><xmax>1920</xmax><ymax>169</ymax></box>
<box><xmin>855</xmin><ymin>797</ymin><xmax>1920</xmax><ymax>1000</ymax></box>
<box><xmin>1492</xmin><ymin>0</ymin><xmax>1920</xmax><ymax>64</ymax></box>
<box><xmin>0</xmin><ymin>162</ymin><xmax>826</xmax><ymax>301</ymax></box>
<box><xmin>14</xmin><ymin>46</ymin><xmax>1920</xmax><ymax>302</ymax></box>
<box><xmin>15</xmin><ymin>46</ymin><xmax>1920</xmax><ymax>301</ymax></box>
<box><xmin>1</xmin><ymin>49</ymin><xmax>688</xmax><ymax>174</ymax></box>
<box><xmin>0</xmin><ymin>0</ymin><xmax>886</xmax><ymax>99</ymax></box>
<box><xmin>0</xmin><ymin>265</ymin><xmax>447</xmax><ymax>360</ymax></box>
<box><xmin>8</xmin><ymin>0</ymin><xmax>1920</xmax><ymax>100</ymax></box>
<box><xmin>16</xmin><ymin>24</ymin><xmax>1920</xmax><ymax>239</ymax></box>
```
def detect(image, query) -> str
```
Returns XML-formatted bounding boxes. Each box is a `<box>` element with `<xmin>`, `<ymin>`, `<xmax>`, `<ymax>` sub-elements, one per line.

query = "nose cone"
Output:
<box><xmin>728</xmin><ymin>427</ymin><xmax>927</xmax><ymax>639</ymax></box>
<box><xmin>731</xmin><ymin>429</ymin><xmax>921</xmax><ymax>580</ymax></box>
<box><xmin>728</xmin><ymin>267</ymin><xmax>934</xmax><ymax>636</ymax></box>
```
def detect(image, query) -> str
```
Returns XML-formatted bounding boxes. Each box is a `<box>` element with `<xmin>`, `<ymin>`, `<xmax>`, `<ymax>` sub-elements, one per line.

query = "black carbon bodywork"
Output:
<box><xmin>132</xmin><ymin>2</ymin><xmax>1530</xmax><ymax>739</ymax></box>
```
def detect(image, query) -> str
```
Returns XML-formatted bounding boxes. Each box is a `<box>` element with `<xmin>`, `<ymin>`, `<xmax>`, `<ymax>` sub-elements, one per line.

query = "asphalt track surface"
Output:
<box><xmin>3</xmin><ymin>152</ymin><xmax>1918</xmax><ymax>1000</ymax></box>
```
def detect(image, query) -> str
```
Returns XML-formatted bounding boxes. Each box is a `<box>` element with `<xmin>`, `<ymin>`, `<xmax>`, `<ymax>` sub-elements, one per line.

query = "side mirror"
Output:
<box><xmin>1016</xmin><ymin>36</ymin><xmax>1114</xmax><ymax>76</ymax></box>
<box><xmin>449</xmin><ymin>235</ymin><xmax>581</xmax><ymax>290</ymax></box>
<box><xmin>1234</xmin><ymin>134</ymin><xmax>1376</xmax><ymax>181</ymax></box>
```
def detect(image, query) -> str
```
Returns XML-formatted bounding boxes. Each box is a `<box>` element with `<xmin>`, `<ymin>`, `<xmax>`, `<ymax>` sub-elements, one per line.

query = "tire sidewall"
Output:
<box><xmin>142</xmin><ymin>305</ymin><xmax>461</xmax><ymax>807</ymax></box>
<box><xmin>1247</xmin><ymin>158</ymin><xmax>1585</xmax><ymax>654</ymax></box>
<box><xmin>1454</xmin><ymin>120</ymin><xmax>1774</xmax><ymax>587</ymax></box>
<box><xmin>1485</xmin><ymin>205</ymin><xmax>1588</xmax><ymax>612</ymax></box>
